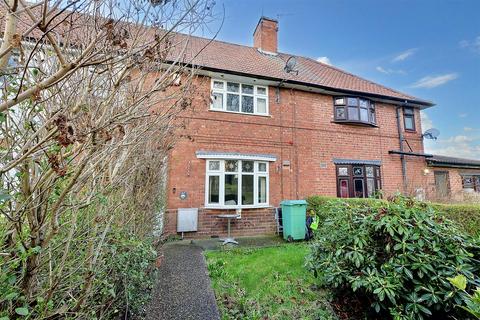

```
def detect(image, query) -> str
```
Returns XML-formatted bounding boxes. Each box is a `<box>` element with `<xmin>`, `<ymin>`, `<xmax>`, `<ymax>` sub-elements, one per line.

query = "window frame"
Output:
<box><xmin>335</xmin><ymin>164</ymin><xmax>382</xmax><ymax>198</ymax></box>
<box><xmin>462</xmin><ymin>175</ymin><xmax>480</xmax><ymax>192</ymax></box>
<box><xmin>205</xmin><ymin>159</ymin><xmax>270</xmax><ymax>209</ymax></box>
<box><xmin>403</xmin><ymin>107</ymin><xmax>416</xmax><ymax>132</ymax></box>
<box><xmin>210</xmin><ymin>79</ymin><xmax>269</xmax><ymax>116</ymax></box>
<box><xmin>333</xmin><ymin>96</ymin><xmax>377</xmax><ymax>126</ymax></box>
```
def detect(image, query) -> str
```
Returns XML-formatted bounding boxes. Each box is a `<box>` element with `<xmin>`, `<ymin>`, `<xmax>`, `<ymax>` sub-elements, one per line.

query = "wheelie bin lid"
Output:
<box><xmin>280</xmin><ymin>200</ymin><xmax>307</xmax><ymax>206</ymax></box>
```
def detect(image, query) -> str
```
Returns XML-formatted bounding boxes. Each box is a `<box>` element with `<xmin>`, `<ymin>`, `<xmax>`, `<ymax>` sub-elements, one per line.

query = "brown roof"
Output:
<box><xmin>427</xmin><ymin>155</ymin><xmax>480</xmax><ymax>168</ymax></box>
<box><xmin>174</xmin><ymin>34</ymin><xmax>434</xmax><ymax>106</ymax></box>
<box><xmin>1</xmin><ymin>3</ymin><xmax>433</xmax><ymax>106</ymax></box>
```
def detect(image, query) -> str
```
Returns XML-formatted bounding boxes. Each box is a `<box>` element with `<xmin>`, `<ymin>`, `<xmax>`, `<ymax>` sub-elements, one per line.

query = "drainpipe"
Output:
<box><xmin>276</xmin><ymin>85</ymin><xmax>284</xmax><ymax>202</ymax></box>
<box><xmin>396</xmin><ymin>106</ymin><xmax>408</xmax><ymax>192</ymax></box>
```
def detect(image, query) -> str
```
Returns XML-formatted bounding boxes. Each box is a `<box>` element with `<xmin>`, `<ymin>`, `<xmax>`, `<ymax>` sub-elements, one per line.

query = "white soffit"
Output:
<box><xmin>196</xmin><ymin>151</ymin><xmax>277</xmax><ymax>162</ymax></box>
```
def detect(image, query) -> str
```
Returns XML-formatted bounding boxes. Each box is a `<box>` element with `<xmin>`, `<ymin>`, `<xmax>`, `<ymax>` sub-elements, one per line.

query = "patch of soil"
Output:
<box><xmin>330</xmin><ymin>289</ymin><xmax>461</xmax><ymax>320</ymax></box>
<box><xmin>330</xmin><ymin>291</ymin><xmax>368</xmax><ymax>320</ymax></box>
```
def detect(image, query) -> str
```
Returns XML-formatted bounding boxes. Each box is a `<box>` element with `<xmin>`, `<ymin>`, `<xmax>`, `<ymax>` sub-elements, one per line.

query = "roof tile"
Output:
<box><xmin>172</xmin><ymin>34</ymin><xmax>433</xmax><ymax>105</ymax></box>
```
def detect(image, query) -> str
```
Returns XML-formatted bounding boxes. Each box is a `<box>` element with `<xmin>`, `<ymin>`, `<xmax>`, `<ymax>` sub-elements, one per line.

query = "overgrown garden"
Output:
<box><xmin>0</xmin><ymin>0</ymin><xmax>215</xmax><ymax>318</ymax></box>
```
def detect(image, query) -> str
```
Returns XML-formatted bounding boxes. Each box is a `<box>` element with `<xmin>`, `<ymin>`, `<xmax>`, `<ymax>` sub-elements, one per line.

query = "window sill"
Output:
<box><xmin>203</xmin><ymin>204</ymin><xmax>272</xmax><ymax>210</ymax></box>
<box><xmin>332</xmin><ymin>120</ymin><xmax>378</xmax><ymax>127</ymax></box>
<box><xmin>209</xmin><ymin>109</ymin><xmax>271</xmax><ymax>118</ymax></box>
<box><xmin>404</xmin><ymin>129</ymin><xmax>417</xmax><ymax>133</ymax></box>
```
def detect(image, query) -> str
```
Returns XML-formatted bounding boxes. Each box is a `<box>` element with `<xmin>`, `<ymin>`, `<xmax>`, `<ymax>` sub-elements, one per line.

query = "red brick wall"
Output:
<box><xmin>163</xmin><ymin>76</ymin><xmax>430</xmax><ymax>237</ymax></box>
<box><xmin>253</xmin><ymin>18</ymin><xmax>278</xmax><ymax>53</ymax></box>
<box><xmin>425</xmin><ymin>166</ymin><xmax>480</xmax><ymax>202</ymax></box>
<box><xmin>163</xmin><ymin>208</ymin><xmax>277</xmax><ymax>239</ymax></box>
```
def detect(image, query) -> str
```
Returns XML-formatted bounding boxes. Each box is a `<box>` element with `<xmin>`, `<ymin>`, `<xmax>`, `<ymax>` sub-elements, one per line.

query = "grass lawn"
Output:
<box><xmin>205</xmin><ymin>244</ymin><xmax>336</xmax><ymax>320</ymax></box>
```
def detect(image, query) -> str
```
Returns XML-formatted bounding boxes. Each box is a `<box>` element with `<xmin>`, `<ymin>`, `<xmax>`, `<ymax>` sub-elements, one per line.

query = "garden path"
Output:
<box><xmin>146</xmin><ymin>242</ymin><xmax>220</xmax><ymax>320</ymax></box>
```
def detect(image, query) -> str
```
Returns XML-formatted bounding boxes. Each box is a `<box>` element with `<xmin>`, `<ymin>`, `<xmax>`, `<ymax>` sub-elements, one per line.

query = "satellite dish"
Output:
<box><xmin>422</xmin><ymin>128</ymin><xmax>440</xmax><ymax>140</ymax></box>
<box><xmin>284</xmin><ymin>56</ymin><xmax>298</xmax><ymax>74</ymax></box>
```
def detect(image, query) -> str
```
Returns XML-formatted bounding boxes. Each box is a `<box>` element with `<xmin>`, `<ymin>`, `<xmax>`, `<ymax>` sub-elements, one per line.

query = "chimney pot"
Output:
<box><xmin>253</xmin><ymin>17</ymin><xmax>278</xmax><ymax>54</ymax></box>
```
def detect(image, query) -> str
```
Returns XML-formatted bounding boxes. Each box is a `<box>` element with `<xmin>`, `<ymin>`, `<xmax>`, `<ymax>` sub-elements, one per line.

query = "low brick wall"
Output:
<box><xmin>163</xmin><ymin>207</ymin><xmax>277</xmax><ymax>238</ymax></box>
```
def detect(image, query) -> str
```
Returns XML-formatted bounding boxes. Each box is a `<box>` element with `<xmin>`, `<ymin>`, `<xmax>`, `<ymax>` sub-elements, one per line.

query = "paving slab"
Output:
<box><xmin>191</xmin><ymin>235</ymin><xmax>284</xmax><ymax>250</ymax></box>
<box><xmin>146</xmin><ymin>243</ymin><xmax>220</xmax><ymax>320</ymax></box>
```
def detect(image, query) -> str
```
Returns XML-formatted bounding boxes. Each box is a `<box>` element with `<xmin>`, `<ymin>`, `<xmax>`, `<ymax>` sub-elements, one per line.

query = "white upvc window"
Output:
<box><xmin>205</xmin><ymin>159</ymin><xmax>269</xmax><ymax>208</ymax></box>
<box><xmin>210</xmin><ymin>79</ymin><xmax>269</xmax><ymax>116</ymax></box>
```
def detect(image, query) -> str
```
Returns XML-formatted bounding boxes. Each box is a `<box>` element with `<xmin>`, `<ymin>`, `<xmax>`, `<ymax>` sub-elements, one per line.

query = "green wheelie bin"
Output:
<box><xmin>280</xmin><ymin>200</ymin><xmax>307</xmax><ymax>241</ymax></box>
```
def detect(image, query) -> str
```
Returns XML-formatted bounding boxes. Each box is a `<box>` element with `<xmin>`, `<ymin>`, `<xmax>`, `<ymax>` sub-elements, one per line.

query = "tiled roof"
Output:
<box><xmin>427</xmin><ymin>155</ymin><xmax>480</xmax><ymax>168</ymax></box>
<box><xmin>172</xmin><ymin>33</ymin><xmax>434</xmax><ymax>106</ymax></box>
<box><xmin>1</xmin><ymin>4</ymin><xmax>433</xmax><ymax>106</ymax></box>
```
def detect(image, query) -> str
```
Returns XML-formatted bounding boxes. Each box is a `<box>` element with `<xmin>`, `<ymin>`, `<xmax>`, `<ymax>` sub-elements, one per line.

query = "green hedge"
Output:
<box><xmin>306</xmin><ymin>195</ymin><xmax>480</xmax><ymax>236</ymax></box>
<box><xmin>433</xmin><ymin>203</ymin><xmax>480</xmax><ymax>236</ymax></box>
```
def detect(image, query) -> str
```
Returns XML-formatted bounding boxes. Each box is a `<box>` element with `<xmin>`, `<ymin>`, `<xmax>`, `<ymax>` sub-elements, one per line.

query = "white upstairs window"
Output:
<box><xmin>210</xmin><ymin>79</ymin><xmax>269</xmax><ymax>116</ymax></box>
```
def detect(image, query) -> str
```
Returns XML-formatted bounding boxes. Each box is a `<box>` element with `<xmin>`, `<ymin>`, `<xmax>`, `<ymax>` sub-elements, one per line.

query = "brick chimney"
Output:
<box><xmin>253</xmin><ymin>17</ymin><xmax>278</xmax><ymax>54</ymax></box>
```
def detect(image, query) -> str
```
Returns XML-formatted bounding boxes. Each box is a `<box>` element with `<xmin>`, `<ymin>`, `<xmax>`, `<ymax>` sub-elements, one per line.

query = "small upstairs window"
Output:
<box><xmin>210</xmin><ymin>79</ymin><xmax>268</xmax><ymax>116</ymax></box>
<box><xmin>334</xmin><ymin>97</ymin><xmax>376</xmax><ymax>125</ymax></box>
<box><xmin>403</xmin><ymin>107</ymin><xmax>415</xmax><ymax>131</ymax></box>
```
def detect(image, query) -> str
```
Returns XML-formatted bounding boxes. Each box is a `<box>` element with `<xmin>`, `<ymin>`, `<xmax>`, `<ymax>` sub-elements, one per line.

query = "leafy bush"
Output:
<box><xmin>449</xmin><ymin>274</ymin><xmax>480</xmax><ymax>318</ymax></box>
<box><xmin>307</xmin><ymin>195</ymin><xmax>480</xmax><ymax>236</ymax></box>
<box><xmin>306</xmin><ymin>195</ymin><xmax>480</xmax><ymax>319</ymax></box>
<box><xmin>85</xmin><ymin>230</ymin><xmax>158</xmax><ymax>319</ymax></box>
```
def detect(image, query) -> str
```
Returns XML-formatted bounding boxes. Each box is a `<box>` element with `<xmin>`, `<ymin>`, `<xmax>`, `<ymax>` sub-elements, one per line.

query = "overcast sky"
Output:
<box><xmin>199</xmin><ymin>0</ymin><xmax>480</xmax><ymax>159</ymax></box>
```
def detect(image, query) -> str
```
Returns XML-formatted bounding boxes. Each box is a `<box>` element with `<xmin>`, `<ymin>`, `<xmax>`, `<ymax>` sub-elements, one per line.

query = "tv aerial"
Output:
<box><xmin>284</xmin><ymin>56</ymin><xmax>298</xmax><ymax>75</ymax></box>
<box><xmin>422</xmin><ymin>128</ymin><xmax>440</xmax><ymax>140</ymax></box>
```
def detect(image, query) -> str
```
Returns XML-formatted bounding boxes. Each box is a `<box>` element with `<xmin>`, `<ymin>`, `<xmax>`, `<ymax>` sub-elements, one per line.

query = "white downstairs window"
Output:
<box><xmin>210</xmin><ymin>79</ymin><xmax>268</xmax><ymax>115</ymax></box>
<box><xmin>205</xmin><ymin>159</ymin><xmax>269</xmax><ymax>208</ymax></box>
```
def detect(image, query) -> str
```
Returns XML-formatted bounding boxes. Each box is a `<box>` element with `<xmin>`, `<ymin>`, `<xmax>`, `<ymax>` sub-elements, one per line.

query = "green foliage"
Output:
<box><xmin>307</xmin><ymin>195</ymin><xmax>386</xmax><ymax>221</ymax></box>
<box><xmin>449</xmin><ymin>274</ymin><xmax>480</xmax><ymax>319</ymax></box>
<box><xmin>85</xmin><ymin>229</ymin><xmax>158</xmax><ymax>319</ymax></box>
<box><xmin>449</xmin><ymin>275</ymin><xmax>468</xmax><ymax>291</ymax></box>
<box><xmin>206</xmin><ymin>245</ymin><xmax>335</xmax><ymax>320</ymax></box>
<box><xmin>307</xmin><ymin>195</ymin><xmax>480</xmax><ymax>236</ymax></box>
<box><xmin>0</xmin><ymin>190</ymin><xmax>11</xmax><ymax>202</ymax></box>
<box><xmin>433</xmin><ymin>203</ymin><xmax>480</xmax><ymax>236</ymax></box>
<box><xmin>0</xmin><ymin>207</ymin><xmax>157</xmax><ymax>320</ymax></box>
<box><xmin>306</xmin><ymin>195</ymin><xmax>480</xmax><ymax>319</ymax></box>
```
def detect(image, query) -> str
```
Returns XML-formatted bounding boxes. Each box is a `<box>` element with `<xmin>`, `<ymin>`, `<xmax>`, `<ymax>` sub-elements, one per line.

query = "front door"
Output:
<box><xmin>434</xmin><ymin>171</ymin><xmax>450</xmax><ymax>199</ymax></box>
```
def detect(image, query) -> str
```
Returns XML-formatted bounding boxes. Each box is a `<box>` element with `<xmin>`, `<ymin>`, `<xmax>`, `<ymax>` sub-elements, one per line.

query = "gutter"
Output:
<box><xmin>427</xmin><ymin>161</ymin><xmax>480</xmax><ymax>170</ymax></box>
<box><xmin>164</xmin><ymin>61</ymin><xmax>435</xmax><ymax>108</ymax></box>
<box><xmin>389</xmin><ymin>151</ymin><xmax>433</xmax><ymax>158</ymax></box>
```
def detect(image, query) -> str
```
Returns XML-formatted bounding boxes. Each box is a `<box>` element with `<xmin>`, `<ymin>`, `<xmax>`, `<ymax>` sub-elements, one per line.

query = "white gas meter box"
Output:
<box><xmin>177</xmin><ymin>208</ymin><xmax>198</xmax><ymax>232</ymax></box>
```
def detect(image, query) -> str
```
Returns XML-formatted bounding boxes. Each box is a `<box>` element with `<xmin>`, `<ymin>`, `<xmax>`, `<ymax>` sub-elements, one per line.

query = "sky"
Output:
<box><xmin>198</xmin><ymin>0</ymin><xmax>480</xmax><ymax>159</ymax></box>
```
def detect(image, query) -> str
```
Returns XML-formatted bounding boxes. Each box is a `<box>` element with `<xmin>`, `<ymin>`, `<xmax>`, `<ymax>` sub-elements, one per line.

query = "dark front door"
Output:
<box><xmin>434</xmin><ymin>171</ymin><xmax>450</xmax><ymax>199</ymax></box>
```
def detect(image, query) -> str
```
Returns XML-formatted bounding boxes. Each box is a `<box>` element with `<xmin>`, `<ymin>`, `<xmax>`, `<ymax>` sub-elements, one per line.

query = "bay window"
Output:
<box><xmin>334</xmin><ymin>96</ymin><xmax>376</xmax><ymax>125</ymax></box>
<box><xmin>211</xmin><ymin>79</ymin><xmax>268</xmax><ymax>115</ymax></box>
<box><xmin>336</xmin><ymin>164</ymin><xmax>382</xmax><ymax>198</ymax></box>
<box><xmin>205</xmin><ymin>159</ymin><xmax>269</xmax><ymax>208</ymax></box>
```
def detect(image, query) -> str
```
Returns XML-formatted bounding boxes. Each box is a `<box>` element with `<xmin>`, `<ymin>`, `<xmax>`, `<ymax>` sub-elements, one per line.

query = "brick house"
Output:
<box><xmin>4</xmin><ymin>4</ymin><xmax>477</xmax><ymax>239</ymax></box>
<box><xmin>162</xmin><ymin>17</ymin><xmax>444</xmax><ymax>238</ymax></box>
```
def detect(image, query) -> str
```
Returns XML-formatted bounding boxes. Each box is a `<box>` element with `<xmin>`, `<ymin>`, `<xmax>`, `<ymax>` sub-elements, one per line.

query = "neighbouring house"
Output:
<box><xmin>162</xmin><ymin>17</ymin><xmax>443</xmax><ymax>238</ymax></box>
<box><xmin>425</xmin><ymin>155</ymin><xmax>480</xmax><ymax>202</ymax></box>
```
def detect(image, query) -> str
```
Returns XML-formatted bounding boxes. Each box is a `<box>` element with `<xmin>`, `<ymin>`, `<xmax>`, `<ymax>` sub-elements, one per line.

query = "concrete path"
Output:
<box><xmin>146</xmin><ymin>243</ymin><xmax>220</xmax><ymax>320</ymax></box>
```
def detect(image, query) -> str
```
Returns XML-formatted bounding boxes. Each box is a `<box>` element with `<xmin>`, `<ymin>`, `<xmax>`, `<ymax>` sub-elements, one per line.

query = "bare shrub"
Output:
<box><xmin>0</xmin><ymin>0</ymin><xmax>216</xmax><ymax>318</ymax></box>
